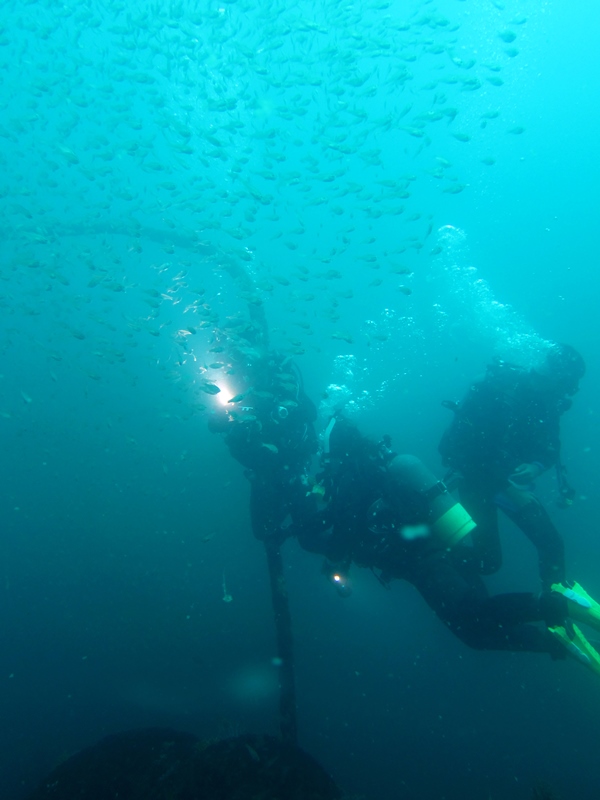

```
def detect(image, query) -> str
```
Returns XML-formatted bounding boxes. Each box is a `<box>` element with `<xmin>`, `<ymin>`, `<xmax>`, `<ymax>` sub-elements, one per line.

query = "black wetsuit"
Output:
<box><xmin>210</xmin><ymin>356</ymin><xmax>318</xmax><ymax>542</ymax></box>
<box><xmin>439</xmin><ymin>360</ymin><xmax>569</xmax><ymax>589</ymax></box>
<box><xmin>297</xmin><ymin>430</ymin><xmax>566</xmax><ymax>659</ymax></box>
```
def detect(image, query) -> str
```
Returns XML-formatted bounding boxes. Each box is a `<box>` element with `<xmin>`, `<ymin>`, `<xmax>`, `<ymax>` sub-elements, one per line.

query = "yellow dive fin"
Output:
<box><xmin>548</xmin><ymin>623</ymin><xmax>600</xmax><ymax>677</ymax></box>
<box><xmin>551</xmin><ymin>581</ymin><xmax>600</xmax><ymax>632</ymax></box>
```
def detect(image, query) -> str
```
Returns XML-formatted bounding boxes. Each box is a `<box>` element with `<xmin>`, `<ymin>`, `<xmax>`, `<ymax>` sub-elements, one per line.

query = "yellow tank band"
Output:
<box><xmin>432</xmin><ymin>503</ymin><xmax>476</xmax><ymax>548</ymax></box>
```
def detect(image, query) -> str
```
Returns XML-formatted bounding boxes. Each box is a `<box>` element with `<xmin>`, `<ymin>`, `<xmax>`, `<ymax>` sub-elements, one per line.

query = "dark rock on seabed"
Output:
<box><xmin>26</xmin><ymin>727</ymin><xmax>341</xmax><ymax>800</ymax></box>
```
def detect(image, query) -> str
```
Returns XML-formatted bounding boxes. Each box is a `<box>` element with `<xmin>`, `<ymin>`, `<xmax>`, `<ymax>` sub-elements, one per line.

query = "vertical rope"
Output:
<box><xmin>264</xmin><ymin>539</ymin><xmax>297</xmax><ymax>746</ymax></box>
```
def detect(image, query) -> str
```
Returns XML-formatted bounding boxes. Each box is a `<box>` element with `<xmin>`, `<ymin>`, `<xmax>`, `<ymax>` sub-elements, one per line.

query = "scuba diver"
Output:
<box><xmin>207</xmin><ymin>331</ymin><xmax>319</xmax><ymax>542</ymax></box>
<box><xmin>438</xmin><ymin>342</ymin><xmax>585</xmax><ymax>592</ymax></box>
<box><xmin>293</xmin><ymin>415</ymin><xmax>600</xmax><ymax>678</ymax></box>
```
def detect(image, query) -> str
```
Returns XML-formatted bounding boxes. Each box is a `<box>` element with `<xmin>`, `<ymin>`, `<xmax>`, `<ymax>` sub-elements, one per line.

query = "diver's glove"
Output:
<box><xmin>509</xmin><ymin>462</ymin><xmax>544</xmax><ymax>486</ymax></box>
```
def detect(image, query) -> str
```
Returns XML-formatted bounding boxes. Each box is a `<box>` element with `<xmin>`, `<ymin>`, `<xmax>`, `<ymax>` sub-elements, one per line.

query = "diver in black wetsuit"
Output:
<box><xmin>294</xmin><ymin>415</ymin><xmax>600</xmax><ymax>674</ymax></box>
<box><xmin>438</xmin><ymin>343</ymin><xmax>585</xmax><ymax>591</ymax></box>
<box><xmin>208</xmin><ymin>346</ymin><xmax>319</xmax><ymax>542</ymax></box>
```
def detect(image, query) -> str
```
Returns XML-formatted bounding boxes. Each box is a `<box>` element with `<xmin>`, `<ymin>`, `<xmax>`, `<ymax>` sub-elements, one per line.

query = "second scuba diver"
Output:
<box><xmin>439</xmin><ymin>343</ymin><xmax>585</xmax><ymax>590</ymax></box>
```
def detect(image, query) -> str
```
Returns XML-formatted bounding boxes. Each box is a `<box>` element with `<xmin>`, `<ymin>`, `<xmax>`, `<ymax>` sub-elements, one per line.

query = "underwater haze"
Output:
<box><xmin>1</xmin><ymin>0</ymin><xmax>600</xmax><ymax>798</ymax></box>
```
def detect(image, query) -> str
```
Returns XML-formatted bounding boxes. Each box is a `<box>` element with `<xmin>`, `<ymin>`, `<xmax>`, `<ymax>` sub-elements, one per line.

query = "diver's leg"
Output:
<box><xmin>458</xmin><ymin>483</ymin><xmax>503</xmax><ymax>575</ymax></box>
<box><xmin>503</xmin><ymin>498</ymin><xmax>566</xmax><ymax>590</ymax></box>
<box><xmin>406</xmin><ymin>551</ymin><xmax>563</xmax><ymax>656</ymax></box>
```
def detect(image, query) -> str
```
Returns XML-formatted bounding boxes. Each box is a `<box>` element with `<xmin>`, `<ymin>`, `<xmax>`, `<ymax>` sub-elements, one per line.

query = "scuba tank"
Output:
<box><xmin>385</xmin><ymin>454</ymin><xmax>476</xmax><ymax>549</ymax></box>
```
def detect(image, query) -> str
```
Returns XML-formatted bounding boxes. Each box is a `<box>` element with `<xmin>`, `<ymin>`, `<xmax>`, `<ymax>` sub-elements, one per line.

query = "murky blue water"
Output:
<box><xmin>1</xmin><ymin>1</ymin><xmax>599</xmax><ymax>798</ymax></box>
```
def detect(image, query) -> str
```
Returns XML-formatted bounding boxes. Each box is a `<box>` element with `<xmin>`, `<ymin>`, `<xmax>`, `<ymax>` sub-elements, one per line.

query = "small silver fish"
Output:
<box><xmin>200</xmin><ymin>383</ymin><xmax>221</xmax><ymax>395</ymax></box>
<box><xmin>261</xmin><ymin>443</ymin><xmax>279</xmax><ymax>454</ymax></box>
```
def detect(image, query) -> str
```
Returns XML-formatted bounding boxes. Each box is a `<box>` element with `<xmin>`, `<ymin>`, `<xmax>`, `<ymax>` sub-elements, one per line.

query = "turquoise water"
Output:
<box><xmin>1</xmin><ymin>1</ymin><xmax>600</xmax><ymax>798</ymax></box>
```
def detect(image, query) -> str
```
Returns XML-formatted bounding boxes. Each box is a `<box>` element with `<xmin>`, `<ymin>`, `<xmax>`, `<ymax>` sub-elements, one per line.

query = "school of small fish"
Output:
<box><xmin>0</xmin><ymin>0</ymin><xmax>528</xmax><ymax>413</ymax></box>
